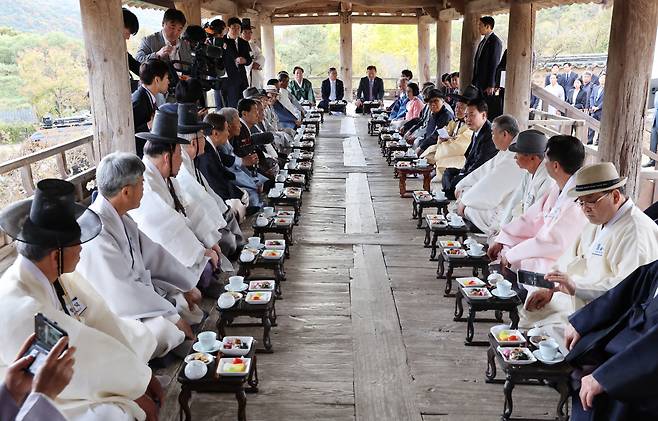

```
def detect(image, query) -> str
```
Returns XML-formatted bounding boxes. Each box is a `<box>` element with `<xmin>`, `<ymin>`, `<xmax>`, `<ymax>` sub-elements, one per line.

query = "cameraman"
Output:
<box><xmin>135</xmin><ymin>8</ymin><xmax>191</xmax><ymax>70</ymax></box>
<box><xmin>206</xmin><ymin>19</ymin><xmax>228</xmax><ymax>108</ymax></box>
<box><xmin>222</xmin><ymin>17</ymin><xmax>252</xmax><ymax>108</ymax></box>
<box><xmin>1</xmin><ymin>334</ymin><xmax>74</xmax><ymax>420</ymax></box>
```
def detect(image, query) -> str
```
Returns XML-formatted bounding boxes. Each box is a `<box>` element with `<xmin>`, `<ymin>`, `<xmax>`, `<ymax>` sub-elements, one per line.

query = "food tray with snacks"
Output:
<box><xmin>456</xmin><ymin>277</ymin><xmax>486</xmax><ymax>287</ymax></box>
<box><xmin>462</xmin><ymin>287</ymin><xmax>492</xmax><ymax>300</ymax></box>
<box><xmin>261</xmin><ymin>249</ymin><xmax>283</xmax><ymax>260</ymax></box>
<box><xmin>264</xmin><ymin>240</ymin><xmax>285</xmax><ymax>250</ymax></box>
<box><xmin>217</xmin><ymin>357</ymin><xmax>252</xmax><ymax>376</ymax></box>
<box><xmin>440</xmin><ymin>240</ymin><xmax>461</xmax><ymax>248</ymax></box>
<box><xmin>219</xmin><ymin>336</ymin><xmax>253</xmax><ymax>356</ymax></box>
<box><xmin>248</xmin><ymin>280</ymin><xmax>275</xmax><ymax>291</ymax></box>
<box><xmin>491</xmin><ymin>325</ymin><xmax>527</xmax><ymax>346</ymax></box>
<box><xmin>443</xmin><ymin>248</ymin><xmax>468</xmax><ymax>258</ymax></box>
<box><xmin>245</xmin><ymin>291</ymin><xmax>271</xmax><ymax>304</ymax></box>
<box><xmin>497</xmin><ymin>347</ymin><xmax>536</xmax><ymax>365</ymax></box>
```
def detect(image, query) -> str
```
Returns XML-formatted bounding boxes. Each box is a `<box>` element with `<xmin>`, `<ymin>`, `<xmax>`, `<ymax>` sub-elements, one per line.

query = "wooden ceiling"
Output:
<box><xmin>128</xmin><ymin>0</ymin><xmax>610</xmax><ymax>21</ymax></box>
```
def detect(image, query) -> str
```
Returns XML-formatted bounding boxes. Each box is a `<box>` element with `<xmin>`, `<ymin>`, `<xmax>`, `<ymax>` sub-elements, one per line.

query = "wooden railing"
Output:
<box><xmin>0</xmin><ymin>134</ymin><xmax>97</xmax><ymax>201</ymax></box>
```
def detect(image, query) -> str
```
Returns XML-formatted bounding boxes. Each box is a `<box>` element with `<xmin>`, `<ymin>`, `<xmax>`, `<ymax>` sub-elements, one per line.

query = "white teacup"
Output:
<box><xmin>417</xmin><ymin>158</ymin><xmax>428</xmax><ymax>166</ymax></box>
<box><xmin>289</xmin><ymin>158</ymin><xmax>297</xmax><ymax>167</ymax></box>
<box><xmin>256</xmin><ymin>216</ymin><xmax>268</xmax><ymax>226</ymax></box>
<box><xmin>270</xmin><ymin>188</ymin><xmax>282</xmax><ymax>197</ymax></box>
<box><xmin>497</xmin><ymin>278</ymin><xmax>513</xmax><ymax>295</ymax></box>
<box><xmin>197</xmin><ymin>331</ymin><xmax>216</xmax><ymax>351</ymax></box>
<box><xmin>488</xmin><ymin>270</ymin><xmax>504</xmax><ymax>285</ymax></box>
<box><xmin>433</xmin><ymin>190</ymin><xmax>446</xmax><ymax>200</ymax></box>
<box><xmin>275</xmin><ymin>182</ymin><xmax>284</xmax><ymax>190</ymax></box>
<box><xmin>185</xmin><ymin>360</ymin><xmax>207</xmax><ymax>380</ymax></box>
<box><xmin>280</xmin><ymin>169</ymin><xmax>288</xmax><ymax>177</ymax></box>
<box><xmin>539</xmin><ymin>339</ymin><xmax>559</xmax><ymax>360</ymax></box>
<box><xmin>229</xmin><ymin>275</ymin><xmax>245</xmax><ymax>289</ymax></box>
<box><xmin>263</xmin><ymin>207</ymin><xmax>275</xmax><ymax>217</ymax></box>
<box><xmin>276</xmin><ymin>174</ymin><xmax>286</xmax><ymax>182</ymax></box>
<box><xmin>247</xmin><ymin>236</ymin><xmax>261</xmax><ymax>248</ymax></box>
<box><xmin>470</xmin><ymin>243</ymin><xmax>485</xmax><ymax>253</ymax></box>
<box><xmin>240</xmin><ymin>250</ymin><xmax>255</xmax><ymax>262</ymax></box>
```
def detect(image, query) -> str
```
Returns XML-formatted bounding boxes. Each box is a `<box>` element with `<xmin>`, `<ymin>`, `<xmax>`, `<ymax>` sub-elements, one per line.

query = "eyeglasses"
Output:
<box><xmin>577</xmin><ymin>192</ymin><xmax>610</xmax><ymax>208</ymax></box>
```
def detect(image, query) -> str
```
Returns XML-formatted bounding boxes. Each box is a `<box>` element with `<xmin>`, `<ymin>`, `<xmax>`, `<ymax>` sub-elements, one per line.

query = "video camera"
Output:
<box><xmin>170</xmin><ymin>25</ymin><xmax>225</xmax><ymax>92</ymax></box>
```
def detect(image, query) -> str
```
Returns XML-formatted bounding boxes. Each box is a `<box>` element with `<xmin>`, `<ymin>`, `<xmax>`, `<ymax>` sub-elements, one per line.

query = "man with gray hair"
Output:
<box><xmin>455</xmin><ymin>114</ymin><xmax>525</xmax><ymax>235</ymax></box>
<box><xmin>78</xmin><ymin>152</ymin><xmax>204</xmax><ymax>358</ymax></box>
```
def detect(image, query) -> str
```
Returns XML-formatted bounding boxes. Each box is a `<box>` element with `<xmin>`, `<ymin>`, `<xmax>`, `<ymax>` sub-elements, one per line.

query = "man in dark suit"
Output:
<box><xmin>132</xmin><ymin>59</ymin><xmax>170</xmax><ymax>157</ymax></box>
<box><xmin>222</xmin><ymin>17</ymin><xmax>252</xmax><ymax>108</ymax></box>
<box><xmin>318</xmin><ymin>67</ymin><xmax>344</xmax><ymax>111</ymax></box>
<box><xmin>544</xmin><ymin>64</ymin><xmax>562</xmax><ymax>87</ymax></box>
<box><xmin>355</xmin><ymin>65</ymin><xmax>384</xmax><ymax>112</ymax></box>
<box><xmin>442</xmin><ymin>99</ymin><xmax>497</xmax><ymax>199</ymax></box>
<box><xmin>472</xmin><ymin>16</ymin><xmax>503</xmax><ymax>96</ymax></box>
<box><xmin>122</xmin><ymin>8</ymin><xmax>141</xmax><ymax>92</ymax></box>
<box><xmin>565</xmin><ymin>259</ymin><xmax>658</xmax><ymax>420</ymax></box>
<box><xmin>560</xmin><ymin>62</ymin><xmax>579</xmax><ymax>94</ymax></box>
<box><xmin>588</xmin><ymin>74</ymin><xmax>605</xmax><ymax>144</ymax></box>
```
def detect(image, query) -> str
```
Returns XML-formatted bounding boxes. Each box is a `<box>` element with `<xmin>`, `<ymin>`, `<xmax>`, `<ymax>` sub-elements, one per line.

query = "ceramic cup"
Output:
<box><xmin>229</xmin><ymin>276</ymin><xmax>245</xmax><ymax>289</ymax></box>
<box><xmin>248</xmin><ymin>237</ymin><xmax>261</xmax><ymax>248</ymax></box>
<box><xmin>497</xmin><ymin>279</ymin><xmax>513</xmax><ymax>295</ymax></box>
<box><xmin>276</xmin><ymin>174</ymin><xmax>286</xmax><ymax>182</ymax></box>
<box><xmin>488</xmin><ymin>270</ymin><xmax>504</xmax><ymax>285</ymax></box>
<box><xmin>417</xmin><ymin>158</ymin><xmax>428</xmax><ymax>166</ymax></box>
<box><xmin>289</xmin><ymin>158</ymin><xmax>297</xmax><ymax>167</ymax></box>
<box><xmin>185</xmin><ymin>360</ymin><xmax>207</xmax><ymax>380</ymax></box>
<box><xmin>539</xmin><ymin>339</ymin><xmax>559</xmax><ymax>360</ymax></box>
<box><xmin>197</xmin><ymin>331</ymin><xmax>216</xmax><ymax>351</ymax></box>
<box><xmin>470</xmin><ymin>243</ymin><xmax>485</xmax><ymax>253</ymax></box>
<box><xmin>275</xmin><ymin>182</ymin><xmax>284</xmax><ymax>190</ymax></box>
<box><xmin>280</xmin><ymin>170</ymin><xmax>288</xmax><ymax>177</ymax></box>
<box><xmin>263</xmin><ymin>207</ymin><xmax>275</xmax><ymax>217</ymax></box>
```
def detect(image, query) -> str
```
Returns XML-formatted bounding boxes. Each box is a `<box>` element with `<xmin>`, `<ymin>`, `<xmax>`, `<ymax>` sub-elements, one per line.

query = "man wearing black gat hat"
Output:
<box><xmin>0</xmin><ymin>179</ymin><xmax>162</xmax><ymax>420</ymax></box>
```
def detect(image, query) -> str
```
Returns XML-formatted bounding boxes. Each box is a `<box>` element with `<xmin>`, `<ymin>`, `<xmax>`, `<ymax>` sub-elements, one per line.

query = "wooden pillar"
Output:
<box><xmin>598</xmin><ymin>0</ymin><xmax>658</xmax><ymax>198</ymax></box>
<box><xmin>417</xmin><ymin>17</ymin><xmax>431</xmax><ymax>84</ymax></box>
<box><xmin>503</xmin><ymin>1</ymin><xmax>535</xmax><ymax>129</ymax></box>
<box><xmin>79</xmin><ymin>0</ymin><xmax>134</xmax><ymax>157</ymax></box>
<box><xmin>250</xmin><ymin>14</ymin><xmax>261</xmax><ymax>45</ymax></box>
<box><xmin>436</xmin><ymin>19</ymin><xmax>452</xmax><ymax>85</ymax></box>
<box><xmin>261</xmin><ymin>15</ymin><xmax>276</xmax><ymax>82</ymax></box>
<box><xmin>340</xmin><ymin>13</ymin><xmax>353</xmax><ymax>100</ymax></box>
<box><xmin>459</xmin><ymin>12</ymin><xmax>480</xmax><ymax>92</ymax></box>
<box><xmin>174</xmin><ymin>0</ymin><xmax>201</xmax><ymax>26</ymax></box>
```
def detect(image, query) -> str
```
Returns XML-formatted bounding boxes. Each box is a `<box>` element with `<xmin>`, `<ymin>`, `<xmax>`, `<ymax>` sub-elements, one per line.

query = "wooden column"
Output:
<box><xmin>174</xmin><ymin>0</ymin><xmax>201</xmax><ymax>26</ymax></box>
<box><xmin>261</xmin><ymin>15</ymin><xmax>276</xmax><ymax>82</ymax></box>
<box><xmin>340</xmin><ymin>13</ymin><xmax>353</xmax><ymax>100</ymax></box>
<box><xmin>436</xmin><ymin>19</ymin><xmax>451</xmax><ymax>84</ymax></box>
<box><xmin>250</xmin><ymin>14</ymin><xmax>262</xmax><ymax>45</ymax></box>
<box><xmin>79</xmin><ymin>0</ymin><xmax>134</xmax><ymax>157</ymax></box>
<box><xmin>598</xmin><ymin>0</ymin><xmax>658</xmax><ymax>198</ymax></box>
<box><xmin>459</xmin><ymin>12</ymin><xmax>480</xmax><ymax>92</ymax></box>
<box><xmin>417</xmin><ymin>17</ymin><xmax>431</xmax><ymax>84</ymax></box>
<box><xmin>503</xmin><ymin>1</ymin><xmax>535</xmax><ymax>129</ymax></box>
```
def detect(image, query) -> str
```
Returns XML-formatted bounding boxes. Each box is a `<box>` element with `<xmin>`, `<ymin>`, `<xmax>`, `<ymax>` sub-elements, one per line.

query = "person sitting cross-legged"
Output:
<box><xmin>523</xmin><ymin>163</ymin><xmax>658</xmax><ymax>331</ymax></box>
<box><xmin>318</xmin><ymin>67</ymin><xmax>344</xmax><ymax>111</ymax></box>
<box><xmin>441</xmin><ymin>98</ymin><xmax>497</xmax><ymax>199</ymax></box>
<box><xmin>0</xmin><ymin>179</ymin><xmax>162</xmax><ymax>421</ymax></box>
<box><xmin>78</xmin><ymin>152</ymin><xmax>204</xmax><ymax>358</ymax></box>
<box><xmin>453</xmin><ymin>115</ymin><xmax>524</xmax><ymax>236</ymax></box>
<box><xmin>564</xmin><ymin>259</ymin><xmax>658</xmax><ymax>420</ymax></box>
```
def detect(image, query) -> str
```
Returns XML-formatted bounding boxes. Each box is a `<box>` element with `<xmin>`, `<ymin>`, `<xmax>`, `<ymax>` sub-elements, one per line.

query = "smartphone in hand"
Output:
<box><xmin>518</xmin><ymin>269</ymin><xmax>554</xmax><ymax>289</ymax></box>
<box><xmin>23</xmin><ymin>313</ymin><xmax>68</xmax><ymax>375</ymax></box>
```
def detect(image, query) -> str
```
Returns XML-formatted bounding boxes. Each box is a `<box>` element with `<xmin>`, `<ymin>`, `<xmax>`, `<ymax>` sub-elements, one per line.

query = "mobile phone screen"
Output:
<box><xmin>518</xmin><ymin>270</ymin><xmax>553</xmax><ymax>289</ymax></box>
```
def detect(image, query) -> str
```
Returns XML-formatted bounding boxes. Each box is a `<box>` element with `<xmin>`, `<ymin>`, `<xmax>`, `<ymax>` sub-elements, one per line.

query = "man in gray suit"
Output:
<box><xmin>135</xmin><ymin>8</ymin><xmax>192</xmax><ymax>68</ymax></box>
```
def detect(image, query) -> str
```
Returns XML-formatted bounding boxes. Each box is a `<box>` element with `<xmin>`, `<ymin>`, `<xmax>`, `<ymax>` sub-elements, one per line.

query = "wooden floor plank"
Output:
<box><xmin>345</xmin><ymin>173</ymin><xmax>378</xmax><ymax>234</ymax></box>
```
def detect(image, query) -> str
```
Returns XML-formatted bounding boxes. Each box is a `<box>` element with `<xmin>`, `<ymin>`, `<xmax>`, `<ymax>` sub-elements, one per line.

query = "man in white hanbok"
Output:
<box><xmin>128</xmin><ymin>111</ymin><xmax>221</xmax><ymax>291</ymax></box>
<box><xmin>529</xmin><ymin>163</ymin><xmax>658</xmax><ymax>329</ymax></box>
<box><xmin>79</xmin><ymin>152</ymin><xmax>204</xmax><ymax>358</ymax></box>
<box><xmin>497</xmin><ymin>129</ymin><xmax>554</xmax><ymax>227</ymax></box>
<box><xmin>454</xmin><ymin>115</ymin><xmax>524</xmax><ymax>235</ymax></box>
<box><xmin>0</xmin><ymin>179</ymin><xmax>162</xmax><ymax>421</ymax></box>
<box><xmin>241</xmin><ymin>23</ymin><xmax>264</xmax><ymax>88</ymax></box>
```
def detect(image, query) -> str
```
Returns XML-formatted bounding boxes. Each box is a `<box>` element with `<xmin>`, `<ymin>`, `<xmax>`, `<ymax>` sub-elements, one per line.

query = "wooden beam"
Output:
<box><xmin>598</xmin><ymin>0</ymin><xmax>658</xmax><ymax>199</ymax></box>
<box><xmin>503</xmin><ymin>1</ymin><xmax>535</xmax><ymax>129</ymax></box>
<box><xmin>436</xmin><ymin>18</ymin><xmax>451</xmax><ymax>84</ymax></box>
<box><xmin>175</xmin><ymin>0</ymin><xmax>201</xmax><ymax>25</ymax></box>
<box><xmin>202</xmin><ymin>0</ymin><xmax>238</xmax><ymax>16</ymax></box>
<box><xmin>79</xmin><ymin>0</ymin><xmax>135</xmax><ymax>158</ymax></box>
<box><xmin>271</xmin><ymin>15</ymin><xmax>341</xmax><ymax>24</ymax></box>
<box><xmin>465</xmin><ymin>0</ymin><xmax>510</xmax><ymax>14</ymax></box>
<box><xmin>261</xmin><ymin>14</ymin><xmax>275</xmax><ymax>82</ymax></box>
<box><xmin>459</xmin><ymin>11</ymin><xmax>480</xmax><ymax>92</ymax></box>
<box><xmin>340</xmin><ymin>13</ymin><xmax>353</xmax><ymax>100</ymax></box>
<box><xmin>439</xmin><ymin>7</ymin><xmax>460</xmax><ymax>21</ymax></box>
<box><xmin>351</xmin><ymin>15</ymin><xmax>419</xmax><ymax>24</ymax></box>
<box><xmin>417</xmin><ymin>17</ymin><xmax>431</xmax><ymax>84</ymax></box>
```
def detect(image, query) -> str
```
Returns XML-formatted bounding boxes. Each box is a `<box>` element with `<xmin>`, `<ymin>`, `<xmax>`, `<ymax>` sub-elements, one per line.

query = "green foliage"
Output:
<box><xmin>0</xmin><ymin>122</ymin><xmax>36</xmax><ymax>144</ymax></box>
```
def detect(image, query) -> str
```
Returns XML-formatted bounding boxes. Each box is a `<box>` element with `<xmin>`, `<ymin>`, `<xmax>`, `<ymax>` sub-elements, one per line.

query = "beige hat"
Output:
<box><xmin>567</xmin><ymin>162</ymin><xmax>627</xmax><ymax>197</ymax></box>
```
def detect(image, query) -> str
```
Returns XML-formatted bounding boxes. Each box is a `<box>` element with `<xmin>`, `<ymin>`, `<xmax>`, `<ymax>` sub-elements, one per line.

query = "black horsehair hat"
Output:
<box><xmin>136</xmin><ymin>110</ymin><xmax>190</xmax><ymax>144</ymax></box>
<box><xmin>0</xmin><ymin>179</ymin><xmax>101</xmax><ymax>248</ymax></box>
<box><xmin>177</xmin><ymin>103</ymin><xmax>211</xmax><ymax>135</ymax></box>
<box><xmin>449</xmin><ymin>85</ymin><xmax>483</xmax><ymax>104</ymax></box>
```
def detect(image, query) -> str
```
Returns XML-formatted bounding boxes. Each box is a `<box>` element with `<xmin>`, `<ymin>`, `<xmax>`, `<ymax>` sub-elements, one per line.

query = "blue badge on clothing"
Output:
<box><xmin>592</xmin><ymin>243</ymin><xmax>605</xmax><ymax>256</ymax></box>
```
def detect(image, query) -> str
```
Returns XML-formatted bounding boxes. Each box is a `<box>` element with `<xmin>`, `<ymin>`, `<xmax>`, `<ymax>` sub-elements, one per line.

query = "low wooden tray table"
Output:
<box><xmin>485</xmin><ymin>332</ymin><xmax>572</xmax><ymax>421</ymax></box>
<box><xmin>328</xmin><ymin>102</ymin><xmax>347</xmax><ymax>113</ymax></box>
<box><xmin>238</xmin><ymin>249</ymin><xmax>286</xmax><ymax>297</ymax></box>
<box><xmin>453</xmin><ymin>283</ymin><xmax>520</xmax><ymax>345</ymax></box>
<box><xmin>396</xmin><ymin>164</ymin><xmax>434</xmax><ymax>197</ymax></box>
<box><xmin>177</xmin><ymin>342</ymin><xmax>259</xmax><ymax>421</ymax></box>
<box><xmin>424</xmin><ymin>221</ymin><xmax>469</xmax><ymax>259</ymax></box>
<box><xmin>368</xmin><ymin>118</ymin><xmax>389</xmax><ymax>135</ymax></box>
<box><xmin>412</xmin><ymin>193</ymin><xmax>450</xmax><ymax>228</ymax></box>
<box><xmin>267</xmin><ymin>192</ymin><xmax>302</xmax><ymax>224</ymax></box>
<box><xmin>438</xmin><ymin>249</ymin><xmax>491</xmax><ymax>295</ymax></box>
<box><xmin>216</xmin><ymin>283</ymin><xmax>277</xmax><ymax>352</ymax></box>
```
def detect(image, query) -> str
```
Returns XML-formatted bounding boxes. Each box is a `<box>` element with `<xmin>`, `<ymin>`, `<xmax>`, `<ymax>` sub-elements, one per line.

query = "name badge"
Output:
<box><xmin>66</xmin><ymin>296</ymin><xmax>87</xmax><ymax>318</ymax></box>
<box><xmin>592</xmin><ymin>243</ymin><xmax>605</xmax><ymax>256</ymax></box>
<box><xmin>546</xmin><ymin>206</ymin><xmax>559</xmax><ymax>220</ymax></box>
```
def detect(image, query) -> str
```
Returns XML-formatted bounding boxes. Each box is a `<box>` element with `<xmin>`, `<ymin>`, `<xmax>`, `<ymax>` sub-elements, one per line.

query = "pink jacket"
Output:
<box><xmin>404</xmin><ymin>97</ymin><xmax>424</xmax><ymax>121</ymax></box>
<box><xmin>495</xmin><ymin>182</ymin><xmax>588</xmax><ymax>273</ymax></box>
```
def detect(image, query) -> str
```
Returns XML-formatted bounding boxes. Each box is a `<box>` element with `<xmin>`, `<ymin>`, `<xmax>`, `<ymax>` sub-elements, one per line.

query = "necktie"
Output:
<box><xmin>167</xmin><ymin>178</ymin><xmax>187</xmax><ymax>216</ymax></box>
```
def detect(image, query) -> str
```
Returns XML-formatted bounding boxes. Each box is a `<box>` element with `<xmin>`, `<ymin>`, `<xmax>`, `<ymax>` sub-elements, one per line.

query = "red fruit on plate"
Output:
<box><xmin>508</xmin><ymin>335</ymin><xmax>519</xmax><ymax>341</ymax></box>
<box><xmin>232</xmin><ymin>358</ymin><xmax>243</xmax><ymax>364</ymax></box>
